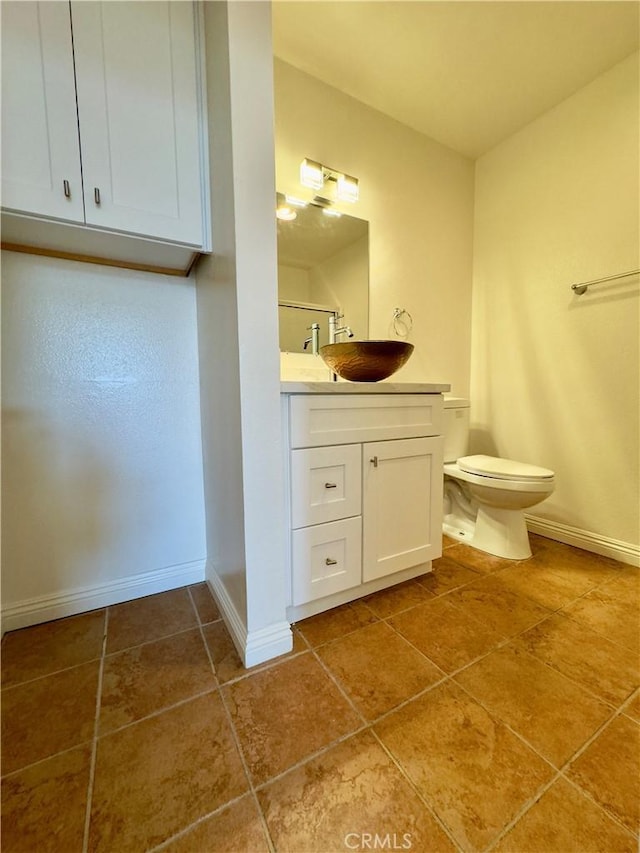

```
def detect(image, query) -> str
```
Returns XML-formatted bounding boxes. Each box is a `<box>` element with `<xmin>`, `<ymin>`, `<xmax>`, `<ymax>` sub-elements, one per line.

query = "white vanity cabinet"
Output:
<box><xmin>1</xmin><ymin>1</ymin><xmax>209</xmax><ymax>271</ymax></box>
<box><xmin>282</xmin><ymin>388</ymin><xmax>446</xmax><ymax>621</ymax></box>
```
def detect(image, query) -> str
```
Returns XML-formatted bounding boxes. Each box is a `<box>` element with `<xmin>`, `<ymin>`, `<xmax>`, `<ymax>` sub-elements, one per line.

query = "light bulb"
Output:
<box><xmin>336</xmin><ymin>173</ymin><xmax>359</xmax><ymax>202</ymax></box>
<box><xmin>300</xmin><ymin>158</ymin><xmax>324</xmax><ymax>190</ymax></box>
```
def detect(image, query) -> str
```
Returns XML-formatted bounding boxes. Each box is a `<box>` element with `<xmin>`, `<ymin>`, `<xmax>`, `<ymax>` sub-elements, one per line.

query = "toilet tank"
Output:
<box><xmin>443</xmin><ymin>397</ymin><xmax>470</xmax><ymax>462</ymax></box>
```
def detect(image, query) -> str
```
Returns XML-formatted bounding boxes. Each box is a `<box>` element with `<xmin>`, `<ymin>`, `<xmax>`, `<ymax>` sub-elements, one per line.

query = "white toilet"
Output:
<box><xmin>443</xmin><ymin>397</ymin><xmax>555</xmax><ymax>560</ymax></box>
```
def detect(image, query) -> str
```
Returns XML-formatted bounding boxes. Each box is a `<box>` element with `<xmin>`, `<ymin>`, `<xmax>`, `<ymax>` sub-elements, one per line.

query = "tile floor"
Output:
<box><xmin>1</xmin><ymin>535</ymin><xmax>639</xmax><ymax>852</ymax></box>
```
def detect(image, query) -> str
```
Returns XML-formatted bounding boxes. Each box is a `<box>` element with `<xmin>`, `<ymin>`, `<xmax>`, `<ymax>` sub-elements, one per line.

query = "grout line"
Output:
<box><xmin>186</xmin><ymin>583</ymin><xmax>203</xmax><ymax>625</ymax></box>
<box><xmin>310</xmin><ymin>646</ymin><xmax>370</xmax><ymax>729</ymax></box>
<box><xmin>558</xmin><ymin>768</ymin><xmax>640</xmax><ymax>842</ymax></box>
<box><xmin>1</xmin><ymin>655</ymin><xmax>105</xmax><ymax>692</ymax></box>
<box><xmin>147</xmin><ymin>791</ymin><xmax>256</xmax><ymax>853</ymax></box>
<box><xmin>216</xmin><ymin>686</ymin><xmax>277</xmax><ymax>852</ymax></box>
<box><xmin>0</xmin><ymin>739</ymin><xmax>95</xmax><ymax>781</ymax></box>
<box><xmin>190</xmin><ymin>592</ymin><xmax>277</xmax><ymax>853</ymax></box>
<box><xmin>251</xmin><ymin>722</ymin><xmax>372</xmax><ymax>795</ymax></box>
<box><xmin>81</xmin><ymin>607</ymin><xmax>108</xmax><ymax>853</ymax></box>
<box><xmin>369</xmin><ymin>729</ymin><xmax>465</xmax><ymax>853</ymax></box>
<box><xmin>104</xmin><ymin>619</ymin><xmax>222</xmax><ymax>659</ymax></box>
<box><xmin>482</xmin><ymin>769</ymin><xmax>564</xmax><ymax>853</ymax></box>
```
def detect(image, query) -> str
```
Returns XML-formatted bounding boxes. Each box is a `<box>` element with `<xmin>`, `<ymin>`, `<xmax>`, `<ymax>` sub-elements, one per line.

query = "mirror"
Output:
<box><xmin>277</xmin><ymin>199</ymin><xmax>369</xmax><ymax>353</ymax></box>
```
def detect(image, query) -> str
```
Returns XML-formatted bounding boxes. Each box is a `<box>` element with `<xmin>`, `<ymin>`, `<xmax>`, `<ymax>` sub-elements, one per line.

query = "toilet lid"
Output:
<box><xmin>457</xmin><ymin>454</ymin><xmax>554</xmax><ymax>482</ymax></box>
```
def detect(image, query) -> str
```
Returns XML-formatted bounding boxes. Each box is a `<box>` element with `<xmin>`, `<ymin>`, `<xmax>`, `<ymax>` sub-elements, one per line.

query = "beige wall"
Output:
<box><xmin>1</xmin><ymin>251</ymin><xmax>207</xmax><ymax>629</ymax></box>
<box><xmin>274</xmin><ymin>59</ymin><xmax>475</xmax><ymax>393</ymax></box>
<box><xmin>472</xmin><ymin>52</ymin><xmax>639</xmax><ymax>552</ymax></box>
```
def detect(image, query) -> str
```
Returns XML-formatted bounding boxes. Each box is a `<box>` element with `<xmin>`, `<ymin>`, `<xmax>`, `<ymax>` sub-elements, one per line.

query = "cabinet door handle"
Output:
<box><xmin>94</xmin><ymin>187</ymin><xmax>101</xmax><ymax>206</ymax></box>
<box><xmin>370</xmin><ymin>456</ymin><xmax>378</xmax><ymax>468</ymax></box>
<box><xmin>63</xmin><ymin>179</ymin><xmax>71</xmax><ymax>199</ymax></box>
<box><xmin>325</xmin><ymin>557</ymin><xmax>338</xmax><ymax>566</ymax></box>
<box><xmin>324</xmin><ymin>482</ymin><xmax>337</xmax><ymax>489</ymax></box>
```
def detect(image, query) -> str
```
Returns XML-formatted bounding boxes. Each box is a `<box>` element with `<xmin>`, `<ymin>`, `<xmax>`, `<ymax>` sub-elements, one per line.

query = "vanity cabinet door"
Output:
<box><xmin>70</xmin><ymin>1</ymin><xmax>205</xmax><ymax>246</ymax></box>
<box><xmin>362</xmin><ymin>436</ymin><xmax>443</xmax><ymax>582</ymax></box>
<box><xmin>1</xmin><ymin>2</ymin><xmax>84</xmax><ymax>222</ymax></box>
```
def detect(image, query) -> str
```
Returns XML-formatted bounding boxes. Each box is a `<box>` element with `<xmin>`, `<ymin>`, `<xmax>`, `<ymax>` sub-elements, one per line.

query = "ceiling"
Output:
<box><xmin>272</xmin><ymin>1</ymin><xmax>640</xmax><ymax>159</ymax></box>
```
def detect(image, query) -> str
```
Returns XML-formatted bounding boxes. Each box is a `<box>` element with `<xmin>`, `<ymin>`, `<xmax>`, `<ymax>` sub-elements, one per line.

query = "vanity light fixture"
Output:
<box><xmin>300</xmin><ymin>158</ymin><xmax>359</xmax><ymax>202</ymax></box>
<box><xmin>336</xmin><ymin>173</ymin><xmax>359</xmax><ymax>203</ymax></box>
<box><xmin>299</xmin><ymin>158</ymin><xmax>324</xmax><ymax>190</ymax></box>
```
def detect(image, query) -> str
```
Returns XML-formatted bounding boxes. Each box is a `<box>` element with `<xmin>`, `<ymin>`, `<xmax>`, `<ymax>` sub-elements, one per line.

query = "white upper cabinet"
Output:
<box><xmin>1</xmin><ymin>1</ymin><xmax>209</xmax><ymax>264</ymax></box>
<box><xmin>71</xmin><ymin>2</ymin><xmax>204</xmax><ymax>245</ymax></box>
<box><xmin>1</xmin><ymin>2</ymin><xmax>84</xmax><ymax>222</ymax></box>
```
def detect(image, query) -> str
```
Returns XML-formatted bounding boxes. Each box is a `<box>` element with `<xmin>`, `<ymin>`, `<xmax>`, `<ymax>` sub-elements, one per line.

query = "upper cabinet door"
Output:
<box><xmin>1</xmin><ymin>2</ymin><xmax>84</xmax><ymax>222</ymax></box>
<box><xmin>71</xmin><ymin>2</ymin><xmax>205</xmax><ymax>246</ymax></box>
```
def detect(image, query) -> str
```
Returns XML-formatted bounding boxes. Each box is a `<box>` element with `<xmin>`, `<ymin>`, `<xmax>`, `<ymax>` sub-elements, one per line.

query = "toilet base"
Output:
<box><xmin>472</xmin><ymin>505</ymin><xmax>532</xmax><ymax>560</ymax></box>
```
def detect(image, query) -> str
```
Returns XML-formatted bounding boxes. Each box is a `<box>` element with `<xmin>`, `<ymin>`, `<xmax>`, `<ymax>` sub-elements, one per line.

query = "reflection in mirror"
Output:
<box><xmin>278</xmin><ymin>302</ymin><xmax>336</xmax><ymax>353</ymax></box>
<box><xmin>277</xmin><ymin>198</ymin><xmax>369</xmax><ymax>353</ymax></box>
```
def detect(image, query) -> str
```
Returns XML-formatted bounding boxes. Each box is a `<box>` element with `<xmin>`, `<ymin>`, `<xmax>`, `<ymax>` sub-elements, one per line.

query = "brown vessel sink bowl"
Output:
<box><xmin>319</xmin><ymin>340</ymin><xmax>414</xmax><ymax>382</ymax></box>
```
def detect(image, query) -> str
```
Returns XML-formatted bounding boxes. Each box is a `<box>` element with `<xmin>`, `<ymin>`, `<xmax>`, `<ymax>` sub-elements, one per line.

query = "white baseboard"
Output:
<box><xmin>1</xmin><ymin>559</ymin><xmax>206</xmax><ymax>634</ymax></box>
<box><xmin>206</xmin><ymin>561</ymin><xmax>292</xmax><ymax>668</ymax></box>
<box><xmin>525</xmin><ymin>515</ymin><xmax>640</xmax><ymax>568</ymax></box>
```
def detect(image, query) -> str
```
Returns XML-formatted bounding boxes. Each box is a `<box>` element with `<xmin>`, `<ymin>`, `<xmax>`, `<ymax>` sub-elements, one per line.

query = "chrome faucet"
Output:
<box><xmin>303</xmin><ymin>323</ymin><xmax>320</xmax><ymax>355</ymax></box>
<box><xmin>329</xmin><ymin>313</ymin><xmax>354</xmax><ymax>343</ymax></box>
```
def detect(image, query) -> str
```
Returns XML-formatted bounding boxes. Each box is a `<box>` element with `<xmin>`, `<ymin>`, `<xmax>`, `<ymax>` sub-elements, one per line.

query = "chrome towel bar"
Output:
<box><xmin>571</xmin><ymin>268</ymin><xmax>640</xmax><ymax>295</ymax></box>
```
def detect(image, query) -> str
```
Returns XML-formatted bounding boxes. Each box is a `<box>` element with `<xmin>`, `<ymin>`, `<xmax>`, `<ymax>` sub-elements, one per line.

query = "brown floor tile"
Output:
<box><xmin>444</xmin><ymin>542</ymin><xmax>516</xmax><ymax>573</ymax></box>
<box><xmin>624</xmin><ymin>690</ymin><xmax>640</xmax><ymax>723</ymax></box>
<box><xmin>529</xmin><ymin>541</ymin><xmax>621</xmax><ymax>586</ymax></box>
<box><xmin>566</xmin><ymin>714</ymin><xmax>640</xmax><ymax>835</ymax></box>
<box><xmin>363</xmin><ymin>578</ymin><xmax>435</xmax><ymax>618</ymax></box>
<box><xmin>374</xmin><ymin>681</ymin><xmax>553</xmax><ymax>851</ymax></box>
<box><xmin>189</xmin><ymin>582</ymin><xmax>221</xmax><ymax>624</ymax></box>
<box><xmin>317</xmin><ymin>621</ymin><xmax>443</xmax><ymax>720</ymax></box>
<box><xmin>442</xmin><ymin>534</ymin><xmax>458</xmax><ymax>549</ymax></box>
<box><xmin>106</xmin><ymin>588</ymin><xmax>198</xmax><ymax>654</ymax></box>
<box><xmin>258</xmin><ymin>730</ymin><xmax>456</xmax><ymax>853</ymax></box>
<box><xmin>562</xmin><ymin>587</ymin><xmax>639</xmax><ymax>654</ymax></box>
<box><xmin>494</xmin><ymin>560</ymin><xmax>603</xmax><ymax>610</ymax></box>
<box><xmin>494</xmin><ymin>777</ymin><xmax>637</xmax><ymax>853</ymax></box>
<box><xmin>600</xmin><ymin>569</ymin><xmax>640</xmax><ymax>603</ymax></box>
<box><xmin>88</xmin><ymin>691</ymin><xmax>247</xmax><ymax>852</ymax></box>
<box><xmin>516</xmin><ymin>613</ymin><xmax>640</xmax><ymax>706</ymax></box>
<box><xmin>418</xmin><ymin>555</ymin><xmax>480</xmax><ymax>596</ymax></box>
<box><xmin>201</xmin><ymin>619</ymin><xmax>246</xmax><ymax>683</ymax></box>
<box><xmin>390</xmin><ymin>596</ymin><xmax>505</xmax><ymax>673</ymax></box>
<box><xmin>1</xmin><ymin>745</ymin><xmax>91</xmax><ymax>853</ymax></box>
<box><xmin>1</xmin><ymin>610</ymin><xmax>105</xmax><ymax>688</ymax></box>
<box><xmin>1</xmin><ymin>662</ymin><xmax>99</xmax><ymax>775</ymax></box>
<box><xmin>223</xmin><ymin>654</ymin><xmax>361</xmax><ymax>786</ymax></box>
<box><xmin>455</xmin><ymin>644</ymin><xmax>613</xmax><ymax>767</ymax></box>
<box><xmin>99</xmin><ymin>629</ymin><xmax>216</xmax><ymax>734</ymax></box>
<box><xmin>445</xmin><ymin>574</ymin><xmax>551</xmax><ymax>639</ymax></box>
<box><xmin>202</xmin><ymin>621</ymin><xmax>306</xmax><ymax>685</ymax></box>
<box><xmin>296</xmin><ymin>600</ymin><xmax>378</xmax><ymax>647</ymax></box>
<box><xmin>162</xmin><ymin>795</ymin><xmax>270</xmax><ymax>853</ymax></box>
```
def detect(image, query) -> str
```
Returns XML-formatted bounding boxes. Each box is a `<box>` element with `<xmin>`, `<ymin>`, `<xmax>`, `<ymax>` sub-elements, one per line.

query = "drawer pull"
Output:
<box><xmin>324</xmin><ymin>482</ymin><xmax>337</xmax><ymax>489</ymax></box>
<box><xmin>94</xmin><ymin>187</ymin><xmax>101</xmax><ymax>206</ymax></box>
<box><xmin>370</xmin><ymin>456</ymin><xmax>378</xmax><ymax>468</ymax></box>
<box><xmin>63</xmin><ymin>179</ymin><xmax>71</xmax><ymax>198</ymax></box>
<box><xmin>325</xmin><ymin>557</ymin><xmax>338</xmax><ymax>566</ymax></box>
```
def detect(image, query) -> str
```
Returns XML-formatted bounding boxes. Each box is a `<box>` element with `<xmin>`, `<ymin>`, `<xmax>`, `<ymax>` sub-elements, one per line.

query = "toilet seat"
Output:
<box><xmin>458</xmin><ymin>454</ymin><xmax>554</xmax><ymax>483</ymax></box>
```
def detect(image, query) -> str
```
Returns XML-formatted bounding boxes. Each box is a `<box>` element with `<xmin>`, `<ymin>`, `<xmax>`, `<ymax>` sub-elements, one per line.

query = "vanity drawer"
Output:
<box><xmin>289</xmin><ymin>394</ymin><xmax>443</xmax><ymax>448</ymax></box>
<box><xmin>291</xmin><ymin>444</ymin><xmax>361</xmax><ymax>528</ymax></box>
<box><xmin>291</xmin><ymin>517</ymin><xmax>362</xmax><ymax>605</ymax></box>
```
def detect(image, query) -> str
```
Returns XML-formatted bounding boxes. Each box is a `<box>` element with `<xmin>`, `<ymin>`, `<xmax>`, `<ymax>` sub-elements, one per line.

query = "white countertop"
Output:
<box><xmin>280</xmin><ymin>381</ymin><xmax>450</xmax><ymax>394</ymax></box>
